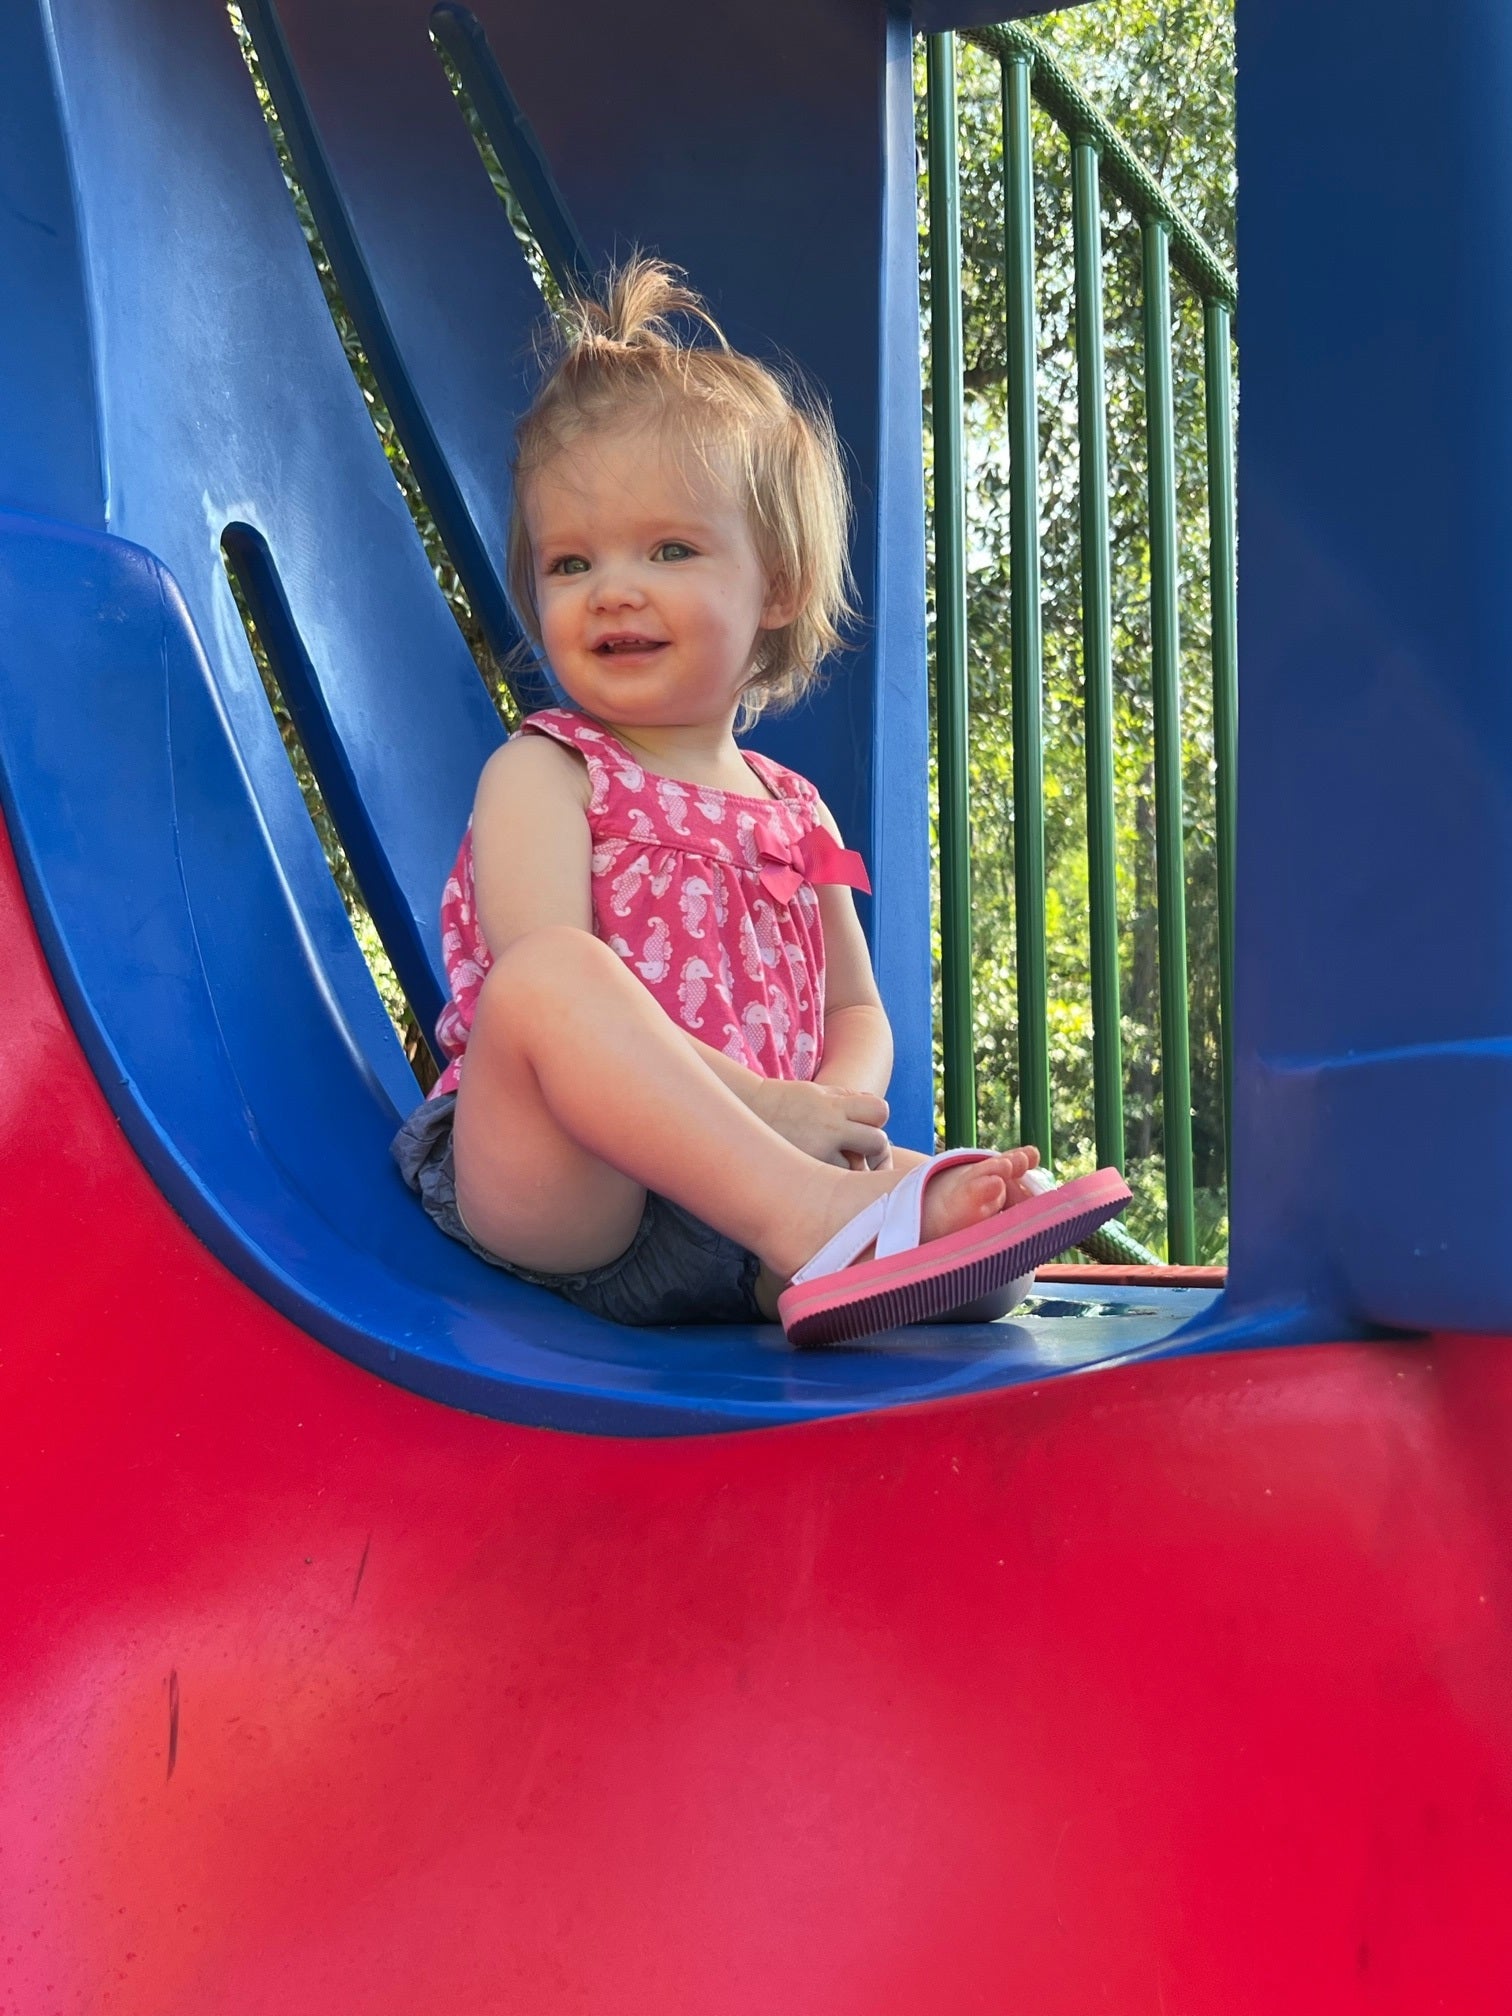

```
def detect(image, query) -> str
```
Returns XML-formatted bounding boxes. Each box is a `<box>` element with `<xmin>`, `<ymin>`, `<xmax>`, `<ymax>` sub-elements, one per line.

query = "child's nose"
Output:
<box><xmin>587</xmin><ymin>564</ymin><xmax>647</xmax><ymax>611</ymax></box>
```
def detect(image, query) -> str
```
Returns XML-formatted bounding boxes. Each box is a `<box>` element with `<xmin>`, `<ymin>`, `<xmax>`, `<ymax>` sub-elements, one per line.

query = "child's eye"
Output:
<box><xmin>546</xmin><ymin>555</ymin><xmax>590</xmax><ymax>576</ymax></box>
<box><xmin>653</xmin><ymin>541</ymin><xmax>696</xmax><ymax>562</ymax></box>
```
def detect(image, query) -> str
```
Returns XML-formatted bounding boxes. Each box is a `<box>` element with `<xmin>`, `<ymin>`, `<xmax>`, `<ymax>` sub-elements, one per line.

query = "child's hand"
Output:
<box><xmin>750</xmin><ymin>1079</ymin><xmax>891</xmax><ymax>1169</ymax></box>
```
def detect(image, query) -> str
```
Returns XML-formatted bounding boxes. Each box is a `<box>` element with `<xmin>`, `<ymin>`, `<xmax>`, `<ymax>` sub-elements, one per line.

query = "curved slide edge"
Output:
<box><xmin>0</xmin><ymin>515</ymin><xmax>1222</xmax><ymax>1433</ymax></box>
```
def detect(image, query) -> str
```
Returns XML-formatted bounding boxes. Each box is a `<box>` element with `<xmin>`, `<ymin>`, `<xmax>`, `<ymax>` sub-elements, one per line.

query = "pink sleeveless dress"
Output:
<box><xmin>431</xmin><ymin>707</ymin><xmax>870</xmax><ymax>1097</ymax></box>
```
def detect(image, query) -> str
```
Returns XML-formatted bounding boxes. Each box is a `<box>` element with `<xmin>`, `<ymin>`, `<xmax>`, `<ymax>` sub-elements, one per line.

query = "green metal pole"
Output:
<box><xmin>926</xmin><ymin>33</ymin><xmax>976</xmax><ymax>1148</ymax></box>
<box><xmin>1072</xmin><ymin>135</ymin><xmax>1124</xmax><ymax>1174</ymax></box>
<box><xmin>1142</xmin><ymin>218</ymin><xmax>1196</xmax><ymax>1261</ymax></box>
<box><xmin>1002</xmin><ymin>51</ymin><xmax>1051</xmax><ymax>1164</ymax></box>
<box><xmin>1204</xmin><ymin>296</ymin><xmax>1238</xmax><ymax>1201</ymax></box>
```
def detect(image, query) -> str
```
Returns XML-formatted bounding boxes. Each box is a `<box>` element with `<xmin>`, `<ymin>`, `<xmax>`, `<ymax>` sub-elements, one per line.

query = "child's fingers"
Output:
<box><xmin>841</xmin><ymin>1121</ymin><xmax>891</xmax><ymax>1163</ymax></box>
<box><xmin>831</xmin><ymin>1089</ymin><xmax>889</xmax><ymax>1126</ymax></box>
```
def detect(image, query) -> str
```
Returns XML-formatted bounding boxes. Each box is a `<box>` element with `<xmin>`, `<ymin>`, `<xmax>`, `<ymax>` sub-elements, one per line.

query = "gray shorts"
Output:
<box><xmin>391</xmin><ymin>1094</ymin><xmax>764</xmax><ymax>1327</ymax></box>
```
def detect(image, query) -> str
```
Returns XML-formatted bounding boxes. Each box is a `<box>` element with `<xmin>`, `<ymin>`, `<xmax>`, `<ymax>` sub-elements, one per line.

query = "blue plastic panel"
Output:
<box><xmin>236</xmin><ymin>0</ymin><xmax>547</xmax><ymax>679</ymax></box>
<box><xmin>912</xmin><ymin>1</ymin><xmax>1070</xmax><ymax>28</ymax></box>
<box><xmin>13</xmin><ymin>0</ymin><xmax>505</xmax><ymax>1048</ymax></box>
<box><xmin>1228</xmin><ymin>0</ymin><xmax>1512</xmax><ymax>1335</ymax></box>
<box><xmin>0</xmin><ymin>4</ymin><xmax>101</xmax><ymax>530</ymax></box>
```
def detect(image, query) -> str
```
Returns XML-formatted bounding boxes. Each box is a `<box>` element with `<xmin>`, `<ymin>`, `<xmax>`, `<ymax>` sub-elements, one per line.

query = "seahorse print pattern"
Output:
<box><xmin>431</xmin><ymin>708</ymin><xmax>866</xmax><ymax>1098</ymax></box>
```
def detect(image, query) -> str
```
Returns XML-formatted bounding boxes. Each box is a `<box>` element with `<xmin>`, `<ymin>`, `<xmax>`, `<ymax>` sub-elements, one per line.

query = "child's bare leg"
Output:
<box><xmin>452</xmin><ymin>927</ymin><xmax>1033</xmax><ymax>1283</ymax></box>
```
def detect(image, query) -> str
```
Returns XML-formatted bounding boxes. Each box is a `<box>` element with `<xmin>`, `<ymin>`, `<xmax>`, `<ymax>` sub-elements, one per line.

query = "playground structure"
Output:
<box><xmin>4</xmin><ymin>0</ymin><xmax>1512</xmax><ymax>2009</ymax></box>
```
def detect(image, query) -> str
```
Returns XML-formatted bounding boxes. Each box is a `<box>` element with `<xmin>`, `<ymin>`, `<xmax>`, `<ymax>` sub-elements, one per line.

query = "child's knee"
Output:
<box><xmin>476</xmin><ymin>925</ymin><xmax>617</xmax><ymax>1027</ymax></box>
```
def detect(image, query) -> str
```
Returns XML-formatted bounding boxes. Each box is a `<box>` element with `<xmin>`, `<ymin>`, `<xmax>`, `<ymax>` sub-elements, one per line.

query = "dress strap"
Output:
<box><xmin>740</xmin><ymin>745</ymin><xmax>819</xmax><ymax>810</ymax></box>
<box><xmin>517</xmin><ymin>706</ymin><xmax>636</xmax><ymax>813</ymax></box>
<box><xmin>518</xmin><ymin>706</ymin><xmax>610</xmax><ymax>763</ymax></box>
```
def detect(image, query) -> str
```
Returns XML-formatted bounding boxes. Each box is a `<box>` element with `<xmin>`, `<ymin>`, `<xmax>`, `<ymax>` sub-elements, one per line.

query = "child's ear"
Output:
<box><xmin>760</xmin><ymin>574</ymin><xmax>802</xmax><ymax>631</ymax></box>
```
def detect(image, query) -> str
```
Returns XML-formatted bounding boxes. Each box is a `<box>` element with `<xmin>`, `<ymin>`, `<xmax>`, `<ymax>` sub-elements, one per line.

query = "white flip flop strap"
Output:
<box><xmin>872</xmin><ymin>1148</ymin><xmax>997</xmax><ymax>1259</ymax></box>
<box><xmin>789</xmin><ymin>1191</ymin><xmax>891</xmax><ymax>1285</ymax></box>
<box><xmin>791</xmin><ymin>1148</ymin><xmax>998</xmax><ymax>1285</ymax></box>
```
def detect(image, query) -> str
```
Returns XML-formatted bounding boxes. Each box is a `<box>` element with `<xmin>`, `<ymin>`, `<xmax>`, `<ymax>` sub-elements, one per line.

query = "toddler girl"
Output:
<box><xmin>393</xmin><ymin>258</ymin><xmax>1125</xmax><ymax>1344</ymax></box>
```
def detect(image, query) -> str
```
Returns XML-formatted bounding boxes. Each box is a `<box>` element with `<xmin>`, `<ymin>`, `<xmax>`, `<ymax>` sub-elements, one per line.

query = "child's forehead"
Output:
<box><xmin>525</xmin><ymin>418</ymin><xmax>745</xmax><ymax>527</ymax></box>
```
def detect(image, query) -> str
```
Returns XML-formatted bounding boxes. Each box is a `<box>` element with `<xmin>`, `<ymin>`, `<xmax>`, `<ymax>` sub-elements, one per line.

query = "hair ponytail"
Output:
<box><xmin>560</xmin><ymin>257</ymin><xmax>729</xmax><ymax>356</ymax></box>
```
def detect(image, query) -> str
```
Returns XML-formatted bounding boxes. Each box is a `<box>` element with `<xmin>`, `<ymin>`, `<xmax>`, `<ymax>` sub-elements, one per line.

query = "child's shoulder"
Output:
<box><xmin>476</xmin><ymin>713</ymin><xmax>592</xmax><ymax>815</ymax></box>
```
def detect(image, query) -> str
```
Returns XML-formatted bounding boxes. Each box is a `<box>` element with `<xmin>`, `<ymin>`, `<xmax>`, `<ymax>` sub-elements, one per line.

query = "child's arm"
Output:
<box><xmin>469</xmin><ymin>733</ymin><xmax>594</xmax><ymax>950</ymax></box>
<box><xmin>811</xmin><ymin>799</ymin><xmax>894</xmax><ymax>1100</ymax></box>
<box><xmin>691</xmin><ymin>1035</ymin><xmax>890</xmax><ymax>1166</ymax></box>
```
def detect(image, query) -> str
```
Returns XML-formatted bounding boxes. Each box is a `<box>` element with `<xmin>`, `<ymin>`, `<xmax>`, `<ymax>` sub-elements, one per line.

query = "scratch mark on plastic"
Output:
<box><xmin>166</xmin><ymin>1670</ymin><xmax>180</xmax><ymax>1781</ymax></box>
<box><xmin>352</xmin><ymin>1531</ymin><xmax>373</xmax><ymax>1606</ymax></box>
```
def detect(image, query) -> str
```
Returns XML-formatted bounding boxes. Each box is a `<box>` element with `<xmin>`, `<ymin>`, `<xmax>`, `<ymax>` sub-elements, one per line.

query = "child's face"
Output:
<box><xmin>523</xmin><ymin>420</ymin><xmax>792</xmax><ymax>731</ymax></box>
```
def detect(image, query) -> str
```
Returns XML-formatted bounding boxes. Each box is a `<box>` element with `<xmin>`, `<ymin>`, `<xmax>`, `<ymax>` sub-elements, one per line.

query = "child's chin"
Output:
<box><xmin>574</xmin><ymin>686</ymin><xmax>684</xmax><ymax>722</ymax></box>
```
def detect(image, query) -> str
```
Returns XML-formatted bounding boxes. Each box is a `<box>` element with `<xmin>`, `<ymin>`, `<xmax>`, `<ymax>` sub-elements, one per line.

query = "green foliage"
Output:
<box><xmin>918</xmin><ymin>0</ymin><xmax>1236</xmax><ymax>1261</ymax></box>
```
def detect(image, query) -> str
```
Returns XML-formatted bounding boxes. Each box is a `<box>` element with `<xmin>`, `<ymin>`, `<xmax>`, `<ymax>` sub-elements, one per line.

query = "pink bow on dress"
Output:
<box><xmin>758</xmin><ymin>824</ymin><xmax>872</xmax><ymax>906</ymax></box>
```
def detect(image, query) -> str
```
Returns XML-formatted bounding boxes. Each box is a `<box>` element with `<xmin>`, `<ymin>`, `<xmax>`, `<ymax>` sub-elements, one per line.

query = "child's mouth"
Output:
<box><xmin>594</xmin><ymin>636</ymin><xmax>666</xmax><ymax>656</ymax></box>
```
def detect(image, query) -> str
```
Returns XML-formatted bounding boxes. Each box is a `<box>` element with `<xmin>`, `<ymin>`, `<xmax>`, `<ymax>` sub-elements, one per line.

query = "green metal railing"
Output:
<box><xmin>923</xmin><ymin>22</ymin><xmax>1237</xmax><ymax>1262</ymax></box>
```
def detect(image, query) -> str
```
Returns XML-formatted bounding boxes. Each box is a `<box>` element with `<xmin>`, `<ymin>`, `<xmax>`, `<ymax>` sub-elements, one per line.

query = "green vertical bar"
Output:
<box><xmin>1002</xmin><ymin>52</ymin><xmax>1051</xmax><ymax>1163</ymax></box>
<box><xmin>926</xmin><ymin>33</ymin><xmax>976</xmax><ymax>1148</ymax></box>
<box><xmin>1204</xmin><ymin>297</ymin><xmax>1238</xmax><ymax>1200</ymax></box>
<box><xmin>1072</xmin><ymin>135</ymin><xmax>1124</xmax><ymax>1174</ymax></box>
<box><xmin>1141</xmin><ymin>218</ymin><xmax>1195</xmax><ymax>1261</ymax></box>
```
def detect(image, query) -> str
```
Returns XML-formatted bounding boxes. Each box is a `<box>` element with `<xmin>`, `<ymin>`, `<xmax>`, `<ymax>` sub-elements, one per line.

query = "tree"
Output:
<box><xmin>918</xmin><ymin>0</ymin><xmax>1236</xmax><ymax>1259</ymax></box>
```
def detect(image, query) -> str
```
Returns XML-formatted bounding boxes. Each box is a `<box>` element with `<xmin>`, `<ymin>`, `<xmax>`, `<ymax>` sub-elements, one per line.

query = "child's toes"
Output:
<box><xmin>921</xmin><ymin>1168</ymin><xmax>1007</xmax><ymax>1242</ymax></box>
<box><xmin>968</xmin><ymin>1170</ymin><xmax>1009</xmax><ymax>1217</ymax></box>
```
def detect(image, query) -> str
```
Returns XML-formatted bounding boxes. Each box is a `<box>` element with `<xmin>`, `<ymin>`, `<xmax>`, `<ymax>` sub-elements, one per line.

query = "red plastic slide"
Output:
<box><xmin>5</xmin><ymin>818</ymin><xmax>1512</xmax><ymax>2013</ymax></box>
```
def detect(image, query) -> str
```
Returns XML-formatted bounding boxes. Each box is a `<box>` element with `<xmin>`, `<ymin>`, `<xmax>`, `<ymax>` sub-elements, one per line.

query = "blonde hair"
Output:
<box><xmin>506</xmin><ymin>256</ymin><xmax>855</xmax><ymax>724</ymax></box>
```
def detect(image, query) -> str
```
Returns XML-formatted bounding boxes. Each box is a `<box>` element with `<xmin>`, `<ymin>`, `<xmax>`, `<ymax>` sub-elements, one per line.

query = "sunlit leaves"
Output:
<box><xmin>920</xmin><ymin>0</ymin><xmax>1235</xmax><ymax>1259</ymax></box>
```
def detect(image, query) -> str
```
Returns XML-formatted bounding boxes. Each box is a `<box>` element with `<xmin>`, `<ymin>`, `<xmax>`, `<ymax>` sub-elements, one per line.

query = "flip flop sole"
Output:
<box><xmin>779</xmin><ymin>1169</ymin><xmax>1132</xmax><ymax>1349</ymax></box>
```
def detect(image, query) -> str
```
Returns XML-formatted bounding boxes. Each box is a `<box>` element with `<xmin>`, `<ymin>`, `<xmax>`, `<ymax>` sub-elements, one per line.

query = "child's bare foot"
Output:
<box><xmin>757</xmin><ymin>1148</ymin><xmax>1040</xmax><ymax>1306</ymax></box>
<box><xmin>914</xmin><ymin>1150</ymin><xmax>1039</xmax><ymax>1240</ymax></box>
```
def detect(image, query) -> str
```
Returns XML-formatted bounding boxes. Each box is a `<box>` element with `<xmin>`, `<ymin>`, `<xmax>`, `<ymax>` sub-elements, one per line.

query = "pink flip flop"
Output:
<box><xmin>777</xmin><ymin>1152</ymin><xmax>1132</xmax><ymax>1348</ymax></box>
